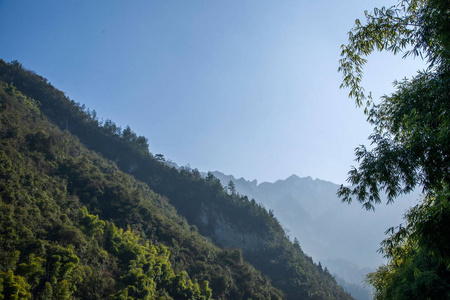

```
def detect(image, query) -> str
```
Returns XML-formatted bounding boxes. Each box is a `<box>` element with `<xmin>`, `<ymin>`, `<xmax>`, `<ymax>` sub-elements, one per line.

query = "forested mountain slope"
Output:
<box><xmin>0</xmin><ymin>60</ymin><xmax>352</xmax><ymax>299</ymax></box>
<box><xmin>0</xmin><ymin>80</ymin><xmax>281</xmax><ymax>299</ymax></box>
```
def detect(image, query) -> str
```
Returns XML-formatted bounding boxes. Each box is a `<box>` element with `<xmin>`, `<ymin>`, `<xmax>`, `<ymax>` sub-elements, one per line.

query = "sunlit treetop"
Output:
<box><xmin>338</xmin><ymin>0</ymin><xmax>450</xmax><ymax>209</ymax></box>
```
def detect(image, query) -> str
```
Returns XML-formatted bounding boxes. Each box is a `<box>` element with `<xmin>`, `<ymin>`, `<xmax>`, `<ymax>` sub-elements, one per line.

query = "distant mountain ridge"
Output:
<box><xmin>211</xmin><ymin>170</ymin><xmax>416</xmax><ymax>267</ymax></box>
<box><xmin>210</xmin><ymin>171</ymin><xmax>419</xmax><ymax>299</ymax></box>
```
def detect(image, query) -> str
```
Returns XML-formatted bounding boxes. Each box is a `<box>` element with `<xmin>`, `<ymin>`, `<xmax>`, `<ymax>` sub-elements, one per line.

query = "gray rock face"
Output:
<box><xmin>198</xmin><ymin>203</ymin><xmax>267</xmax><ymax>250</ymax></box>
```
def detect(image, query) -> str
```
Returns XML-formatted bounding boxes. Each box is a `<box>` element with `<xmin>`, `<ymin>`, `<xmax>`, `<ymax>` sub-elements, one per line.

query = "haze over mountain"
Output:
<box><xmin>210</xmin><ymin>172</ymin><xmax>419</xmax><ymax>281</ymax></box>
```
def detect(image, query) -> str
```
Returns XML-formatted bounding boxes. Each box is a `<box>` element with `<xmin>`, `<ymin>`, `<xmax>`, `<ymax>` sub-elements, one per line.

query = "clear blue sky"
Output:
<box><xmin>0</xmin><ymin>0</ymin><xmax>425</xmax><ymax>184</ymax></box>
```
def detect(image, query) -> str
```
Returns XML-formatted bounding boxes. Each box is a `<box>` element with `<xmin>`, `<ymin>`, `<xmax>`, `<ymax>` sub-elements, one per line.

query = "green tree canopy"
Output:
<box><xmin>338</xmin><ymin>0</ymin><xmax>450</xmax><ymax>208</ymax></box>
<box><xmin>338</xmin><ymin>0</ymin><xmax>450</xmax><ymax>298</ymax></box>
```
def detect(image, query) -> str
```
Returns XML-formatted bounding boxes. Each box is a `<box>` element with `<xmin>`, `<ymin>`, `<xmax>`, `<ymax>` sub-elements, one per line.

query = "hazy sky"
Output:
<box><xmin>0</xmin><ymin>0</ymin><xmax>426</xmax><ymax>184</ymax></box>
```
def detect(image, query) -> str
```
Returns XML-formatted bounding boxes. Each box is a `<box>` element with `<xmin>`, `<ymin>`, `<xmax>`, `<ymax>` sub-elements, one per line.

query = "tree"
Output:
<box><xmin>155</xmin><ymin>154</ymin><xmax>165</xmax><ymax>162</ymax></box>
<box><xmin>338</xmin><ymin>0</ymin><xmax>450</xmax><ymax>208</ymax></box>
<box><xmin>338</xmin><ymin>0</ymin><xmax>450</xmax><ymax>298</ymax></box>
<box><xmin>227</xmin><ymin>180</ymin><xmax>236</xmax><ymax>195</ymax></box>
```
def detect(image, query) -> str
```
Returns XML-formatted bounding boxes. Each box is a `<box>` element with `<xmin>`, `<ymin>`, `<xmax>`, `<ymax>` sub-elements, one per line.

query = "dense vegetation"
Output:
<box><xmin>0</xmin><ymin>81</ymin><xmax>284</xmax><ymax>299</ymax></box>
<box><xmin>0</xmin><ymin>60</ymin><xmax>352</xmax><ymax>299</ymax></box>
<box><xmin>338</xmin><ymin>0</ymin><xmax>450</xmax><ymax>298</ymax></box>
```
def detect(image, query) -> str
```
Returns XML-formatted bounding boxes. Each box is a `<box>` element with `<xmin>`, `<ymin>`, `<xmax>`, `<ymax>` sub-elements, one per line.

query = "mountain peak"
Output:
<box><xmin>286</xmin><ymin>174</ymin><xmax>300</xmax><ymax>181</ymax></box>
<box><xmin>285</xmin><ymin>174</ymin><xmax>314</xmax><ymax>182</ymax></box>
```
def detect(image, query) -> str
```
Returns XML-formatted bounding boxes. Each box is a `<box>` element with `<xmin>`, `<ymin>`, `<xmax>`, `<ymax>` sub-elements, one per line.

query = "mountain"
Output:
<box><xmin>210</xmin><ymin>171</ymin><xmax>419</xmax><ymax>299</ymax></box>
<box><xmin>0</xmin><ymin>60</ymin><xmax>352</xmax><ymax>299</ymax></box>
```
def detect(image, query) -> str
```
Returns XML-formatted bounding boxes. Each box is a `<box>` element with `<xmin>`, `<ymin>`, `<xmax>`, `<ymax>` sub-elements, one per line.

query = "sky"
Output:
<box><xmin>0</xmin><ymin>0</ymin><xmax>426</xmax><ymax>185</ymax></box>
